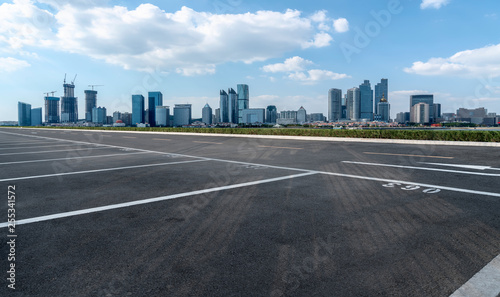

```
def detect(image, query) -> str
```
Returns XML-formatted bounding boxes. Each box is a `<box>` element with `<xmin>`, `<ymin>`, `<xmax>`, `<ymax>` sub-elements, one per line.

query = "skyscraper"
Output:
<box><xmin>359</xmin><ymin>80</ymin><xmax>373</xmax><ymax>120</ymax></box>
<box><xmin>84</xmin><ymin>90</ymin><xmax>97</xmax><ymax>122</ymax></box>
<box><xmin>410</xmin><ymin>94</ymin><xmax>434</xmax><ymax>122</ymax></box>
<box><xmin>61</xmin><ymin>80</ymin><xmax>78</xmax><ymax>123</ymax></box>
<box><xmin>44</xmin><ymin>96</ymin><xmax>60</xmax><ymax>123</ymax></box>
<box><xmin>202</xmin><ymin>104</ymin><xmax>213</xmax><ymax>125</ymax></box>
<box><xmin>374</xmin><ymin>79</ymin><xmax>388</xmax><ymax>115</ymax></box>
<box><xmin>132</xmin><ymin>95</ymin><xmax>145</xmax><ymax>126</ymax></box>
<box><xmin>219</xmin><ymin>90</ymin><xmax>229</xmax><ymax>123</ymax></box>
<box><xmin>377</xmin><ymin>94</ymin><xmax>390</xmax><ymax>122</ymax></box>
<box><xmin>148</xmin><ymin>91</ymin><xmax>163</xmax><ymax>126</ymax></box>
<box><xmin>92</xmin><ymin>107</ymin><xmax>106</xmax><ymax>124</ymax></box>
<box><xmin>237</xmin><ymin>84</ymin><xmax>249</xmax><ymax>124</ymax></box>
<box><xmin>328</xmin><ymin>88</ymin><xmax>342</xmax><ymax>122</ymax></box>
<box><xmin>266</xmin><ymin>105</ymin><xmax>277</xmax><ymax>124</ymax></box>
<box><xmin>31</xmin><ymin>107</ymin><xmax>42</xmax><ymax>126</ymax></box>
<box><xmin>18</xmin><ymin>102</ymin><xmax>31</xmax><ymax>126</ymax></box>
<box><xmin>410</xmin><ymin>102</ymin><xmax>430</xmax><ymax>124</ymax></box>
<box><xmin>228</xmin><ymin>88</ymin><xmax>238</xmax><ymax>124</ymax></box>
<box><xmin>346</xmin><ymin>87</ymin><xmax>360</xmax><ymax>120</ymax></box>
<box><xmin>297</xmin><ymin>106</ymin><xmax>307</xmax><ymax>124</ymax></box>
<box><xmin>173</xmin><ymin>104</ymin><xmax>192</xmax><ymax>127</ymax></box>
<box><xmin>155</xmin><ymin>106</ymin><xmax>170</xmax><ymax>127</ymax></box>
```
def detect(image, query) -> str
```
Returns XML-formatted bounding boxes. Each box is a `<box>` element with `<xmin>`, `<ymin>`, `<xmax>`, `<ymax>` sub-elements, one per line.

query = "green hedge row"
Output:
<box><xmin>16</xmin><ymin>126</ymin><xmax>500</xmax><ymax>142</ymax></box>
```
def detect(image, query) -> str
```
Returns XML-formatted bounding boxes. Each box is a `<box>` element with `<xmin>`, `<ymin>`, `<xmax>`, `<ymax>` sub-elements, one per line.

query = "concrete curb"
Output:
<box><xmin>9</xmin><ymin>127</ymin><xmax>500</xmax><ymax>147</ymax></box>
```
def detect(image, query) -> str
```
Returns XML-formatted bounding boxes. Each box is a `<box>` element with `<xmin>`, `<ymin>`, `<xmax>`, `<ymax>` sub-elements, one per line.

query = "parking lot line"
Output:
<box><xmin>0</xmin><ymin>172</ymin><xmax>317</xmax><ymax>228</ymax></box>
<box><xmin>0</xmin><ymin>146</ymin><xmax>111</xmax><ymax>156</ymax></box>
<box><xmin>342</xmin><ymin>161</ymin><xmax>500</xmax><ymax>177</ymax></box>
<box><xmin>258</xmin><ymin>145</ymin><xmax>303</xmax><ymax>150</ymax></box>
<box><xmin>193</xmin><ymin>141</ymin><xmax>223</xmax><ymax>144</ymax></box>
<box><xmin>0</xmin><ymin>151</ymin><xmax>151</xmax><ymax>166</ymax></box>
<box><xmin>363</xmin><ymin>152</ymin><xmax>454</xmax><ymax>159</ymax></box>
<box><xmin>0</xmin><ymin>143</ymin><xmax>81</xmax><ymax>150</ymax></box>
<box><xmin>0</xmin><ymin>159</ymin><xmax>208</xmax><ymax>182</ymax></box>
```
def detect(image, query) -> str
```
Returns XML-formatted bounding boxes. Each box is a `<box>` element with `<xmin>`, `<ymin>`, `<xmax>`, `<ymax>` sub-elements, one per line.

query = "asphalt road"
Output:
<box><xmin>0</xmin><ymin>127</ymin><xmax>499</xmax><ymax>297</ymax></box>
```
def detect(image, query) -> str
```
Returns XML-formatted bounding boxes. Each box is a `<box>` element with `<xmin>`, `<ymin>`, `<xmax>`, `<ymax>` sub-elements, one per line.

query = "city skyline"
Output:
<box><xmin>1</xmin><ymin>0</ymin><xmax>500</xmax><ymax>121</ymax></box>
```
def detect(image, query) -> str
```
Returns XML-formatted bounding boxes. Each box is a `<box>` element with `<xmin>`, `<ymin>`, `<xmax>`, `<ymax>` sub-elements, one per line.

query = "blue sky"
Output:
<box><xmin>1</xmin><ymin>0</ymin><xmax>500</xmax><ymax>121</ymax></box>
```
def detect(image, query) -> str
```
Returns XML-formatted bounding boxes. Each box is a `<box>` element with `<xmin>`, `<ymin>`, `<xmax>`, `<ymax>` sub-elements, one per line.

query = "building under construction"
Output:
<box><xmin>61</xmin><ymin>75</ymin><xmax>78</xmax><ymax>123</ymax></box>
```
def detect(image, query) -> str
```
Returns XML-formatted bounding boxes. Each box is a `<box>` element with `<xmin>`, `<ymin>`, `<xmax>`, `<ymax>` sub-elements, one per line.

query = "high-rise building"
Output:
<box><xmin>433</xmin><ymin>103</ymin><xmax>442</xmax><ymax>119</ymax></box>
<box><xmin>374</xmin><ymin>79</ymin><xmax>388</xmax><ymax>115</ymax></box>
<box><xmin>214</xmin><ymin>108</ymin><xmax>220</xmax><ymax>124</ymax></box>
<box><xmin>377</xmin><ymin>94</ymin><xmax>390</xmax><ymax>122</ymax></box>
<box><xmin>121</xmin><ymin>112</ymin><xmax>132</xmax><ymax>126</ymax></box>
<box><xmin>219</xmin><ymin>90</ymin><xmax>229</xmax><ymax>123</ymax></box>
<box><xmin>155</xmin><ymin>106</ymin><xmax>170</xmax><ymax>127</ymax></box>
<box><xmin>148</xmin><ymin>91</ymin><xmax>163</xmax><ymax>127</ymax></box>
<box><xmin>112</xmin><ymin>111</ymin><xmax>121</xmax><ymax>123</ymax></box>
<box><xmin>328</xmin><ymin>88</ymin><xmax>342</xmax><ymax>122</ymax></box>
<box><xmin>266</xmin><ymin>105</ymin><xmax>277</xmax><ymax>124</ymax></box>
<box><xmin>297</xmin><ymin>106</ymin><xmax>307</xmax><ymax>124</ymax></box>
<box><xmin>84</xmin><ymin>90</ymin><xmax>97</xmax><ymax>122</ymax></box>
<box><xmin>410</xmin><ymin>94</ymin><xmax>434</xmax><ymax>121</ymax></box>
<box><xmin>310</xmin><ymin>113</ymin><xmax>326</xmax><ymax>122</ymax></box>
<box><xmin>237</xmin><ymin>84</ymin><xmax>249</xmax><ymax>124</ymax></box>
<box><xmin>61</xmin><ymin>81</ymin><xmax>78</xmax><ymax>123</ymax></box>
<box><xmin>410</xmin><ymin>103</ymin><xmax>430</xmax><ymax>124</ymax></box>
<box><xmin>241</xmin><ymin>109</ymin><xmax>265</xmax><ymax>124</ymax></box>
<box><xmin>31</xmin><ymin>107</ymin><xmax>42</xmax><ymax>126</ymax></box>
<box><xmin>359</xmin><ymin>80</ymin><xmax>373</xmax><ymax>120</ymax></box>
<box><xmin>18</xmin><ymin>102</ymin><xmax>31</xmax><ymax>126</ymax></box>
<box><xmin>173</xmin><ymin>104</ymin><xmax>192</xmax><ymax>126</ymax></box>
<box><xmin>92</xmin><ymin>107</ymin><xmax>106</xmax><ymax>124</ymax></box>
<box><xmin>132</xmin><ymin>95</ymin><xmax>145</xmax><ymax>126</ymax></box>
<box><xmin>202</xmin><ymin>104</ymin><xmax>212</xmax><ymax>125</ymax></box>
<box><xmin>44</xmin><ymin>96</ymin><xmax>60</xmax><ymax>123</ymax></box>
<box><xmin>228</xmin><ymin>88</ymin><xmax>238</xmax><ymax>124</ymax></box>
<box><xmin>347</xmin><ymin>87</ymin><xmax>360</xmax><ymax>120</ymax></box>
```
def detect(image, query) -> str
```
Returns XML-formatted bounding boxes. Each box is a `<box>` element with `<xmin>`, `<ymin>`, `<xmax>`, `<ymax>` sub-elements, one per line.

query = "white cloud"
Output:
<box><xmin>262</xmin><ymin>56</ymin><xmax>313</xmax><ymax>73</ymax></box>
<box><xmin>310</xmin><ymin>10</ymin><xmax>327</xmax><ymax>23</ymax></box>
<box><xmin>289</xmin><ymin>69</ymin><xmax>350</xmax><ymax>84</ymax></box>
<box><xmin>405</xmin><ymin>43</ymin><xmax>500</xmax><ymax>78</ymax></box>
<box><xmin>420</xmin><ymin>0</ymin><xmax>451</xmax><ymax>10</ymax></box>
<box><xmin>0</xmin><ymin>57</ymin><xmax>31</xmax><ymax>72</ymax></box>
<box><xmin>333</xmin><ymin>18</ymin><xmax>349</xmax><ymax>33</ymax></box>
<box><xmin>0</xmin><ymin>2</ymin><xmax>342</xmax><ymax>76</ymax></box>
<box><xmin>302</xmin><ymin>32</ymin><xmax>333</xmax><ymax>48</ymax></box>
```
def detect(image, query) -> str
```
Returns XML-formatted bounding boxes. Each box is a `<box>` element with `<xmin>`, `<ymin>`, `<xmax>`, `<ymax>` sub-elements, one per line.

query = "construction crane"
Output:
<box><xmin>71</xmin><ymin>74</ymin><xmax>77</xmax><ymax>85</ymax></box>
<box><xmin>44</xmin><ymin>91</ymin><xmax>57</xmax><ymax>97</ymax></box>
<box><xmin>88</xmin><ymin>85</ymin><xmax>103</xmax><ymax>91</ymax></box>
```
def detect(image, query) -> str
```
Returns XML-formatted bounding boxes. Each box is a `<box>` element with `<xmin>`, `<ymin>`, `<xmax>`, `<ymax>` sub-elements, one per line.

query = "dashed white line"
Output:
<box><xmin>193</xmin><ymin>141</ymin><xmax>223</xmax><ymax>144</ymax></box>
<box><xmin>0</xmin><ymin>172</ymin><xmax>317</xmax><ymax>228</ymax></box>
<box><xmin>0</xmin><ymin>143</ymin><xmax>79</xmax><ymax>150</ymax></box>
<box><xmin>363</xmin><ymin>152</ymin><xmax>454</xmax><ymax>159</ymax></box>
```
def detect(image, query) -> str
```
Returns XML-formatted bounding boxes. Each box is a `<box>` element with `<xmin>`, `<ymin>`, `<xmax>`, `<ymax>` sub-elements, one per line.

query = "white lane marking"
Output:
<box><xmin>364</xmin><ymin>152</ymin><xmax>454</xmax><ymax>159</ymax></box>
<box><xmin>320</xmin><ymin>171</ymin><xmax>500</xmax><ymax>197</ymax></box>
<box><xmin>0</xmin><ymin>143</ymin><xmax>80</xmax><ymax>150</ymax></box>
<box><xmin>0</xmin><ymin>159</ymin><xmax>207</xmax><ymax>182</ymax></box>
<box><xmin>0</xmin><ymin>172</ymin><xmax>317</xmax><ymax>228</ymax></box>
<box><xmin>0</xmin><ymin>147</ymin><xmax>111</xmax><ymax>156</ymax></box>
<box><xmin>122</xmin><ymin>136</ymin><xmax>136</xmax><ymax>139</ymax></box>
<box><xmin>449</xmin><ymin>254</ymin><xmax>500</xmax><ymax>297</ymax></box>
<box><xmin>153</xmin><ymin>138</ymin><xmax>171</xmax><ymax>141</ymax></box>
<box><xmin>258</xmin><ymin>145</ymin><xmax>303</xmax><ymax>150</ymax></box>
<box><xmin>419</xmin><ymin>162</ymin><xmax>500</xmax><ymax>171</ymax></box>
<box><xmin>0</xmin><ymin>152</ymin><xmax>152</xmax><ymax>166</ymax></box>
<box><xmin>2</xmin><ymin>130</ymin><xmax>500</xmax><ymax>198</ymax></box>
<box><xmin>193</xmin><ymin>141</ymin><xmax>223</xmax><ymax>144</ymax></box>
<box><xmin>342</xmin><ymin>161</ymin><xmax>500</xmax><ymax>177</ymax></box>
<box><xmin>0</xmin><ymin>141</ymin><xmax>68</xmax><ymax>145</ymax></box>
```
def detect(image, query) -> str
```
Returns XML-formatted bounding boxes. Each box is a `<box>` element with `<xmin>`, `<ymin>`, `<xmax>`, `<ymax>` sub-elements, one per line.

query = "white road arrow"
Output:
<box><xmin>419</xmin><ymin>162</ymin><xmax>500</xmax><ymax>171</ymax></box>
